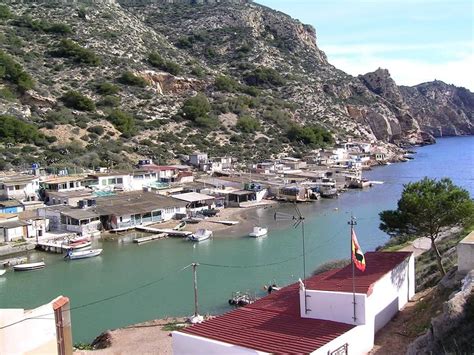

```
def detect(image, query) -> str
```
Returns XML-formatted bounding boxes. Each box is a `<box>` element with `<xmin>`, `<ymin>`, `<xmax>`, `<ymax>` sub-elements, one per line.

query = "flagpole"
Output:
<box><xmin>349</xmin><ymin>213</ymin><xmax>357</xmax><ymax>322</ymax></box>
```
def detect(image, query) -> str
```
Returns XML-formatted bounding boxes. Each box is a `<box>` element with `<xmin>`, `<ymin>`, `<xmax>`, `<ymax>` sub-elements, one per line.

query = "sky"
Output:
<box><xmin>257</xmin><ymin>0</ymin><xmax>474</xmax><ymax>90</ymax></box>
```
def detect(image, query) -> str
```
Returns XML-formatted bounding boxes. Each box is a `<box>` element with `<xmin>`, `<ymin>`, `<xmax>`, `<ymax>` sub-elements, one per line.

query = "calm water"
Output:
<box><xmin>0</xmin><ymin>137</ymin><xmax>472</xmax><ymax>342</ymax></box>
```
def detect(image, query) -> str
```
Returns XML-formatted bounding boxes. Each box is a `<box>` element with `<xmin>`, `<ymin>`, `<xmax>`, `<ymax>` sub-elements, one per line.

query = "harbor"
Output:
<box><xmin>0</xmin><ymin>137</ymin><xmax>472</xmax><ymax>343</ymax></box>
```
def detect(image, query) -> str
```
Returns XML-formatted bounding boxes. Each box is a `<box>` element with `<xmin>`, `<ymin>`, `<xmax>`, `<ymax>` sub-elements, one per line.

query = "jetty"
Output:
<box><xmin>133</xmin><ymin>233</ymin><xmax>168</xmax><ymax>244</ymax></box>
<box><xmin>35</xmin><ymin>241</ymin><xmax>71</xmax><ymax>254</ymax></box>
<box><xmin>136</xmin><ymin>226</ymin><xmax>192</xmax><ymax>237</ymax></box>
<box><xmin>210</xmin><ymin>220</ymin><xmax>240</xmax><ymax>226</ymax></box>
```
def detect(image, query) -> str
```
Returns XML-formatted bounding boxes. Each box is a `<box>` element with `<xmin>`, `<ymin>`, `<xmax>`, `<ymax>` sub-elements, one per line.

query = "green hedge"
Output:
<box><xmin>0</xmin><ymin>115</ymin><xmax>44</xmax><ymax>144</ymax></box>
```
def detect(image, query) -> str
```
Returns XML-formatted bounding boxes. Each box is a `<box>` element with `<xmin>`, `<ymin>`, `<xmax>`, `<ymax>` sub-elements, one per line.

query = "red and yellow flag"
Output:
<box><xmin>352</xmin><ymin>230</ymin><xmax>366</xmax><ymax>272</ymax></box>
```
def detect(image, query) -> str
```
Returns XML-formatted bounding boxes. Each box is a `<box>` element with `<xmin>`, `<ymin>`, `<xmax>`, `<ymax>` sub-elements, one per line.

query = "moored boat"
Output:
<box><xmin>0</xmin><ymin>269</ymin><xmax>6</xmax><ymax>276</ymax></box>
<box><xmin>68</xmin><ymin>241</ymin><xmax>92</xmax><ymax>250</ymax></box>
<box><xmin>173</xmin><ymin>221</ymin><xmax>187</xmax><ymax>231</ymax></box>
<box><xmin>13</xmin><ymin>262</ymin><xmax>46</xmax><ymax>271</ymax></box>
<box><xmin>187</xmin><ymin>229</ymin><xmax>212</xmax><ymax>242</ymax></box>
<box><xmin>65</xmin><ymin>248</ymin><xmax>102</xmax><ymax>260</ymax></box>
<box><xmin>249</xmin><ymin>226</ymin><xmax>268</xmax><ymax>238</ymax></box>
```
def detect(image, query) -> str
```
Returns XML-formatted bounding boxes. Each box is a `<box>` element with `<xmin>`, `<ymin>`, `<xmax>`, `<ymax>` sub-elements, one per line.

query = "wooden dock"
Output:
<box><xmin>133</xmin><ymin>233</ymin><xmax>168</xmax><ymax>244</ymax></box>
<box><xmin>35</xmin><ymin>241</ymin><xmax>70</xmax><ymax>254</ymax></box>
<box><xmin>136</xmin><ymin>226</ymin><xmax>192</xmax><ymax>237</ymax></box>
<box><xmin>210</xmin><ymin>220</ymin><xmax>240</xmax><ymax>226</ymax></box>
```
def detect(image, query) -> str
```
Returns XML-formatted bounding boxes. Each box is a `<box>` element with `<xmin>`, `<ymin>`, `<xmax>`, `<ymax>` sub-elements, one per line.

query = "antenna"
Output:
<box><xmin>274</xmin><ymin>204</ymin><xmax>310</xmax><ymax>314</ymax></box>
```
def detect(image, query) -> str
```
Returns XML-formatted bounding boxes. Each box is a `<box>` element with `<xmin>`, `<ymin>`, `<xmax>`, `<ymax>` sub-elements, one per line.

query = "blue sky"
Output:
<box><xmin>257</xmin><ymin>0</ymin><xmax>474</xmax><ymax>90</ymax></box>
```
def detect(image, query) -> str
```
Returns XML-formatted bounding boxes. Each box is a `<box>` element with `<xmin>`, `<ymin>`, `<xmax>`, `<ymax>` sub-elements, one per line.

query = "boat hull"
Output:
<box><xmin>13</xmin><ymin>262</ymin><xmax>46</xmax><ymax>271</ymax></box>
<box><xmin>66</xmin><ymin>249</ymin><xmax>102</xmax><ymax>260</ymax></box>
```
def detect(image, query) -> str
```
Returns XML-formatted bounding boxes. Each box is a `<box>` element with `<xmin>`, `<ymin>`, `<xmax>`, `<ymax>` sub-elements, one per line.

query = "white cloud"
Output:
<box><xmin>323</xmin><ymin>43</ymin><xmax>474</xmax><ymax>90</ymax></box>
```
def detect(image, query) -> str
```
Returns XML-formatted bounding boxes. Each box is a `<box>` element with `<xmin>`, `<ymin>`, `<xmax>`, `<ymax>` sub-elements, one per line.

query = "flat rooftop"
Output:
<box><xmin>42</xmin><ymin>176</ymin><xmax>85</xmax><ymax>184</ymax></box>
<box><xmin>460</xmin><ymin>231</ymin><xmax>474</xmax><ymax>244</ymax></box>
<box><xmin>95</xmin><ymin>191</ymin><xmax>188</xmax><ymax>216</ymax></box>
<box><xmin>0</xmin><ymin>175</ymin><xmax>37</xmax><ymax>185</ymax></box>
<box><xmin>172</xmin><ymin>192</ymin><xmax>215</xmax><ymax>203</ymax></box>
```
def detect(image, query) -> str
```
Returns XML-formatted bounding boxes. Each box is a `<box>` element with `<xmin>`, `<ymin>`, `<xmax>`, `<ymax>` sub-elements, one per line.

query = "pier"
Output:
<box><xmin>133</xmin><ymin>233</ymin><xmax>168</xmax><ymax>244</ymax></box>
<box><xmin>136</xmin><ymin>226</ymin><xmax>192</xmax><ymax>237</ymax></box>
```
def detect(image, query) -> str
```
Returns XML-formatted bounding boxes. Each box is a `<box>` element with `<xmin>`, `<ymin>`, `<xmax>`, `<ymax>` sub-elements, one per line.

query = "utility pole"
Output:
<box><xmin>192</xmin><ymin>263</ymin><xmax>199</xmax><ymax>317</ymax></box>
<box><xmin>348</xmin><ymin>213</ymin><xmax>357</xmax><ymax>322</ymax></box>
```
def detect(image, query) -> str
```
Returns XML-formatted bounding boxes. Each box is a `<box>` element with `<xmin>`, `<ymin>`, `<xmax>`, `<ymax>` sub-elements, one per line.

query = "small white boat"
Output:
<box><xmin>65</xmin><ymin>248</ymin><xmax>102</xmax><ymax>260</ymax></box>
<box><xmin>188</xmin><ymin>229</ymin><xmax>212</xmax><ymax>242</ymax></box>
<box><xmin>13</xmin><ymin>262</ymin><xmax>46</xmax><ymax>271</ymax></box>
<box><xmin>249</xmin><ymin>226</ymin><xmax>268</xmax><ymax>238</ymax></box>
<box><xmin>173</xmin><ymin>221</ymin><xmax>187</xmax><ymax>231</ymax></box>
<box><xmin>0</xmin><ymin>270</ymin><xmax>6</xmax><ymax>276</ymax></box>
<box><xmin>69</xmin><ymin>241</ymin><xmax>92</xmax><ymax>250</ymax></box>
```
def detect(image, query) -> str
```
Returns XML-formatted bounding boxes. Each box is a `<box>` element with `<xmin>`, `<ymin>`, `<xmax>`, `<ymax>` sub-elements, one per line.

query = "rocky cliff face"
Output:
<box><xmin>0</xmin><ymin>1</ymin><xmax>471</xmax><ymax>169</ymax></box>
<box><xmin>360</xmin><ymin>69</ymin><xmax>473</xmax><ymax>138</ymax></box>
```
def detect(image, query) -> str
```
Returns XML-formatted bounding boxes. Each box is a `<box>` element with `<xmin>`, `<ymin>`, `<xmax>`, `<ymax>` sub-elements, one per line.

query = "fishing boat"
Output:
<box><xmin>0</xmin><ymin>270</ymin><xmax>6</xmax><ymax>276</ymax></box>
<box><xmin>69</xmin><ymin>236</ymin><xmax>90</xmax><ymax>244</ymax></box>
<box><xmin>68</xmin><ymin>241</ymin><xmax>92</xmax><ymax>250</ymax></box>
<box><xmin>249</xmin><ymin>226</ymin><xmax>268</xmax><ymax>238</ymax></box>
<box><xmin>13</xmin><ymin>262</ymin><xmax>46</xmax><ymax>271</ymax></box>
<box><xmin>187</xmin><ymin>229</ymin><xmax>212</xmax><ymax>242</ymax></box>
<box><xmin>173</xmin><ymin>221</ymin><xmax>187</xmax><ymax>231</ymax></box>
<box><xmin>65</xmin><ymin>248</ymin><xmax>102</xmax><ymax>260</ymax></box>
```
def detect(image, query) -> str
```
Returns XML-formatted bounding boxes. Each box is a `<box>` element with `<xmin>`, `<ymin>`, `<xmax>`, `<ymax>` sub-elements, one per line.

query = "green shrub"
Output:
<box><xmin>236</xmin><ymin>115</ymin><xmax>260</xmax><ymax>133</ymax></box>
<box><xmin>215</xmin><ymin>75</ymin><xmax>239</xmax><ymax>92</ymax></box>
<box><xmin>0</xmin><ymin>4</ymin><xmax>12</xmax><ymax>20</ymax></box>
<box><xmin>87</xmin><ymin>125</ymin><xmax>104</xmax><ymax>136</ymax></box>
<box><xmin>118</xmin><ymin>71</ymin><xmax>147</xmax><ymax>87</ymax></box>
<box><xmin>52</xmin><ymin>39</ymin><xmax>100</xmax><ymax>66</ymax></box>
<box><xmin>106</xmin><ymin>110</ymin><xmax>136</xmax><ymax>137</ymax></box>
<box><xmin>0</xmin><ymin>50</ymin><xmax>34</xmax><ymax>92</ymax></box>
<box><xmin>0</xmin><ymin>87</ymin><xmax>17</xmax><ymax>101</ymax></box>
<box><xmin>181</xmin><ymin>93</ymin><xmax>211</xmax><ymax>121</ymax></box>
<box><xmin>96</xmin><ymin>82</ymin><xmax>119</xmax><ymax>95</ymax></box>
<box><xmin>0</xmin><ymin>115</ymin><xmax>44</xmax><ymax>144</ymax></box>
<box><xmin>286</xmin><ymin>124</ymin><xmax>333</xmax><ymax>148</ymax></box>
<box><xmin>244</xmin><ymin>67</ymin><xmax>285</xmax><ymax>87</ymax></box>
<box><xmin>61</xmin><ymin>91</ymin><xmax>95</xmax><ymax>111</ymax></box>
<box><xmin>147</xmin><ymin>52</ymin><xmax>182</xmax><ymax>76</ymax></box>
<box><xmin>13</xmin><ymin>16</ymin><xmax>72</xmax><ymax>34</ymax></box>
<box><xmin>191</xmin><ymin>66</ymin><xmax>205</xmax><ymax>78</ymax></box>
<box><xmin>97</xmin><ymin>95</ymin><xmax>120</xmax><ymax>107</ymax></box>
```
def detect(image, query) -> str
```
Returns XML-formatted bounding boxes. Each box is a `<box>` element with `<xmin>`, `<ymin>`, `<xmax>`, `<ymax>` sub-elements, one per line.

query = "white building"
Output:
<box><xmin>173</xmin><ymin>252</ymin><xmax>414</xmax><ymax>354</ymax></box>
<box><xmin>457</xmin><ymin>231</ymin><xmax>474</xmax><ymax>274</ymax></box>
<box><xmin>39</xmin><ymin>206</ymin><xmax>101</xmax><ymax>237</ymax></box>
<box><xmin>0</xmin><ymin>175</ymin><xmax>40</xmax><ymax>202</ymax></box>
<box><xmin>0</xmin><ymin>296</ymin><xmax>72</xmax><ymax>354</ymax></box>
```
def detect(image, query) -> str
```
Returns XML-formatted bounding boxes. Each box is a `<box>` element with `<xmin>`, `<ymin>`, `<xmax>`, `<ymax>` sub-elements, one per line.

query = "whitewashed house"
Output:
<box><xmin>0</xmin><ymin>175</ymin><xmax>40</xmax><ymax>202</ymax></box>
<box><xmin>39</xmin><ymin>206</ymin><xmax>101</xmax><ymax>237</ymax></box>
<box><xmin>189</xmin><ymin>153</ymin><xmax>208</xmax><ymax>167</ymax></box>
<box><xmin>173</xmin><ymin>252</ymin><xmax>414</xmax><ymax>355</ymax></box>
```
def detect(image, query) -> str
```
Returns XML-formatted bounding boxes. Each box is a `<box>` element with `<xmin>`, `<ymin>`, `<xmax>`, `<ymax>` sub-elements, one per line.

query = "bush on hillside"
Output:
<box><xmin>236</xmin><ymin>115</ymin><xmax>260</xmax><ymax>133</ymax></box>
<box><xmin>0</xmin><ymin>4</ymin><xmax>13</xmax><ymax>20</ymax></box>
<box><xmin>286</xmin><ymin>124</ymin><xmax>333</xmax><ymax>148</ymax></box>
<box><xmin>13</xmin><ymin>16</ymin><xmax>72</xmax><ymax>34</ymax></box>
<box><xmin>147</xmin><ymin>52</ymin><xmax>182</xmax><ymax>76</ymax></box>
<box><xmin>0</xmin><ymin>115</ymin><xmax>44</xmax><ymax>144</ymax></box>
<box><xmin>244</xmin><ymin>67</ymin><xmax>285</xmax><ymax>87</ymax></box>
<box><xmin>96</xmin><ymin>82</ymin><xmax>120</xmax><ymax>95</ymax></box>
<box><xmin>97</xmin><ymin>95</ymin><xmax>120</xmax><ymax>107</ymax></box>
<box><xmin>215</xmin><ymin>75</ymin><xmax>239</xmax><ymax>92</ymax></box>
<box><xmin>0</xmin><ymin>50</ymin><xmax>34</xmax><ymax>92</ymax></box>
<box><xmin>61</xmin><ymin>91</ymin><xmax>95</xmax><ymax>111</ymax></box>
<box><xmin>106</xmin><ymin>110</ymin><xmax>136</xmax><ymax>137</ymax></box>
<box><xmin>118</xmin><ymin>71</ymin><xmax>147</xmax><ymax>87</ymax></box>
<box><xmin>52</xmin><ymin>39</ymin><xmax>100</xmax><ymax>66</ymax></box>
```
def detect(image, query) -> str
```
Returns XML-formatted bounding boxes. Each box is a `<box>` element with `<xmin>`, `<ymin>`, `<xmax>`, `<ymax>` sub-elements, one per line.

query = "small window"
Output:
<box><xmin>117</xmin><ymin>178</ymin><xmax>123</xmax><ymax>184</ymax></box>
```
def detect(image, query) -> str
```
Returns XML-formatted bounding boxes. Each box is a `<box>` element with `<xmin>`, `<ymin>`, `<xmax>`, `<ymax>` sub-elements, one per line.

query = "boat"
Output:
<box><xmin>187</xmin><ymin>229</ymin><xmax>212</xmax><ymax>242</ymax></box>
<box><xmin>0</xmin><ymin>270</ymin><xmax>6</xmax><ymax>276</ymax></box>
<box><xmin>13</xmin><ymin>262</ymin><xmax>46</xmax><ymax>271</ymax></box>
<box><xmin>69</xmin><ymin>236</ymin><xmax>90</xmax><ymax>244</ymax></box>
<box><xmin>65</xmin><ymin>248</ymin><xmax>102</xmax><ymax>260</ymax></box>
<box><xmin>249</xmin><ymin>226</ymin><xmax>268</xmax><ymax>238</ymax></box>
<box><xmin>201</xmin><ymin>209</ymin><xmax>219</xmax><ymax>217</ymax></box>
<box><xmin>68</xmin><ymin>241</ymin><xmax>92</xmax><ymax>250</ymax></box>
<box><xmin>173</xmin><ymin>221</ymin><xmax>187</xmax><ymax>231</ymax></box>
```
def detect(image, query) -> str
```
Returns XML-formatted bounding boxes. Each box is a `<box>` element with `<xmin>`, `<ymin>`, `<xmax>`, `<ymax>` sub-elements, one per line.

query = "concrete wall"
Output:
<box><xmin>300</xmin><ymin>289</ymin><xmax>367</xmax><ymax>325</ymax></box>
<box><xmin>172</xmin><ymin>331</ymin><xmax>268</xmax><ymax>355</ymax></box>
<box><xmin>458</xmin><ymin>232</ymin><xmax>474</xmax><ymax>274</ymax></box>
<box><xmin>313</xmin><ymin>323</ymin><xmax>373</xmax><ymax>355</ymax></box>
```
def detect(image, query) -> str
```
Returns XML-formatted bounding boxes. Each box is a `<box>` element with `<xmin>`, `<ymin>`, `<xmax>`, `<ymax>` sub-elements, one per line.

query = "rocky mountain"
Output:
<box><xmin>0</xmin><ymin>0</ymin><xmax>472</xmax><ymax>170</ymax></box>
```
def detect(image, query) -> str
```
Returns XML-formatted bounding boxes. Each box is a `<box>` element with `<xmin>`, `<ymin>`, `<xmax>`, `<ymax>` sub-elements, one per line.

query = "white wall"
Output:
<box><xmin>173</xmin><ymin>331</ymin><xmax>268</xmax><ymax>355</ymax></box>
<box><xmin>458</xmin><ymin>238</ymin><xmax>474</xmax><ymax>274</ymax></box>
<box><xmin>0</xmin><ymin>303</ymin><xmax>57</xmax><ymax>354</ymax></box>
<box><xmin>300</xmin><ymin>289</ymin><xmax>367</xmax><ymax>325</ymax></box>
<box><xmin>313</xmin><ymin>323</ymin><xmax>373</xmax><ymax>355</ymax></box>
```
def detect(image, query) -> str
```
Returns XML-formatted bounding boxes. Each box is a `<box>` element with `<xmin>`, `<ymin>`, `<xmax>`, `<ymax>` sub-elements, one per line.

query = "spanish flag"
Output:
<box><xmin>352</xmin><ymin>230</ymin><xmax>366</xmax><ymax>272</ymax></box>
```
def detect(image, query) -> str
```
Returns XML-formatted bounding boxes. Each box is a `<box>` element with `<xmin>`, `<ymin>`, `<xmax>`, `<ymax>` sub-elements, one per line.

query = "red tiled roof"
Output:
<box><xmin>305</xmin><ymin>251</ymin><xmax>412</xmax><ymax>296</ymax></box>
<box><xmin>180</xmin><ymin>252</ymin><xmax>411</xmax><ymax>353</ymax></box>
<box><xmin>182</xmin><ymin>284</ymin><xmax>354</xmax><ymax>353</ymax></box>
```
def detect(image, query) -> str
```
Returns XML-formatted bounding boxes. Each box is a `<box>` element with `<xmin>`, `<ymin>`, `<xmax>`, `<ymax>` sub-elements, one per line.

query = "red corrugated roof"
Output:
<box><xmin>305</xmin><ymin>251</ymin><xmax>412</xmax><ymax>296</ymax></box>
<box><xmin>182</xmin><ymin>284</ymin><xmax>354</xmax><ymax>353</ymax></box>
<box><xmin>180</xmin><ymin>252</ymin><xmax>411</xmax><ymax>353</ymax></box>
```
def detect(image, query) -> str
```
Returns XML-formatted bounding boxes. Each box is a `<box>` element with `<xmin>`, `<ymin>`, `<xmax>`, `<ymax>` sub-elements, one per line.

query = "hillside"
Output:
<box><xmin>0</xmin><ymin>0</ymin><xmax>472</xmax><ymax>171</ymax></box>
